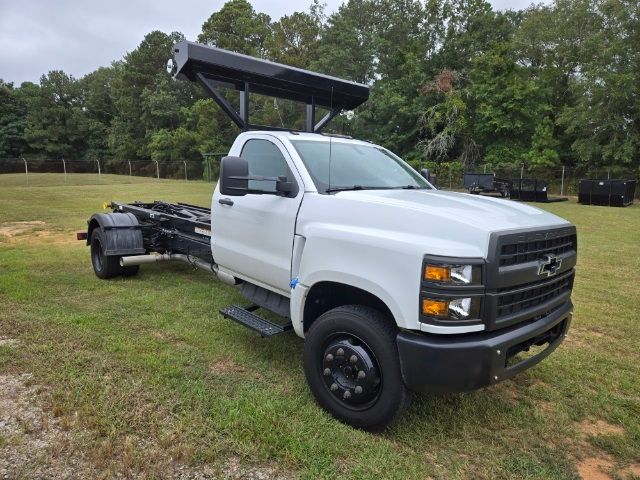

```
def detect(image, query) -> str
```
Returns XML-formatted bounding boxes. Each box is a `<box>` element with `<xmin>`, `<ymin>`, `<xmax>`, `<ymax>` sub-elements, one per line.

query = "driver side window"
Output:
<box><xmin>241</xmin><ymin>139</ymin><xmax>289</xmax><ymax>193</ymax></box>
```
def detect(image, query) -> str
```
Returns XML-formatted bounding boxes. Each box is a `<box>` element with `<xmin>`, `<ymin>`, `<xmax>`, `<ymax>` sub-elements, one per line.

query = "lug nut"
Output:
<box><xmin>323</xmin><ymin>368</ymin><xmax>331</xmax><ymax>376</ymax></box>
<box><xmin>354</xmin><ymin>386</ymin><xmax>363</xmax><ymax>395</ymax></box>
<box><xmin>343</xmin><ymin>390</ymin><xmax>351</xmax><ymax>399</ymax></box>
<box><xmin>330</xmin><ymin>383</ymin><xmax>338</xmax><ymax>391</ymax></box>
<box><xmin>349</xmin><ymin>355</ymin><xmax>358</xmax><ymax>364</ymax></box>
<box><xmin>358</xmin><ymin>370</ymin><xmax>366</xmax><ymax>380</ymax></box>
<box><xmin>325</xmin><ymin>353</ymin><xmax>333</xmax><ymax>362</ymax></box>
<box><xmin>336</xmin><ymin>348</ymin><xmax>344</xmax><ymax>356</ymax></box>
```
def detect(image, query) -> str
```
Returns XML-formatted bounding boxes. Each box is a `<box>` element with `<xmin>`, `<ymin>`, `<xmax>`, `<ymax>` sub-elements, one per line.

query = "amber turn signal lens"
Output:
<box><xmin>422</xmin><ymin>299</ymin><xmax>449</xmax><ymax>317</ymax></box>
<box><xmin>424</xmin><ymin>265</ymin><xmax>451</xmax><ymax>282</ymax></box>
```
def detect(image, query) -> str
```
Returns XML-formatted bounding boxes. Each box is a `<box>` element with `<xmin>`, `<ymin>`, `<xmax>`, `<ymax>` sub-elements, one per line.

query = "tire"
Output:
<box><xmin>303</xmin><ymin>305</ymin><xmax>410</xmax><ymax>431</ymax></box>
<box><xmin>121</xmin><ymin>265</ymin><xmax>140</xmax><ymax>277</ymax></box>
<box><xmin>90</xmin><ymin>229</ymin><xmax>121</xmax><ymax>279</ymax></box>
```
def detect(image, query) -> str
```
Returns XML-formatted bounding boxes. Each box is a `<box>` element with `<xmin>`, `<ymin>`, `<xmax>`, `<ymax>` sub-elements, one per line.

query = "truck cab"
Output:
<box><xmin>85</xmin><ymin>41</ymin><xmax>576</xmax><ymax>431</ymax></box>
<box><xmin>213</xmin><ymin>130</ymin><xmax>575</xmax><ymax>427</ymax></box>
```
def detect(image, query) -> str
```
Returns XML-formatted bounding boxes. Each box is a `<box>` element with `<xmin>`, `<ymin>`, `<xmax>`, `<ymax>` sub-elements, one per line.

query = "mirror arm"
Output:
<box><xmin>233</xmin><ymin>175</ymin><xmax>294</xmax><ymax>197</ymax></box>
<box><xmin>229</xmin><ymin>174</ymin><xmax>280</xmax><ymax>182</ymax></box>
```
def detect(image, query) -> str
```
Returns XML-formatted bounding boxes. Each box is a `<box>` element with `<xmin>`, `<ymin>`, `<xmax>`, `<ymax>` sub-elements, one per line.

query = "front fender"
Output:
<box><xmin>295</xmin><ymin>232</ymin><xmax>424</xmax><ymax>331</ymax></box>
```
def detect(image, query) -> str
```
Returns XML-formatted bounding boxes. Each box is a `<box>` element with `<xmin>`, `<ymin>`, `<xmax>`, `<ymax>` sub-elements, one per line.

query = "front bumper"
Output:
<box><xmin>397</xmin><ymin>301</ymin><xmax>572</xmax><ymax>393</ymax></box>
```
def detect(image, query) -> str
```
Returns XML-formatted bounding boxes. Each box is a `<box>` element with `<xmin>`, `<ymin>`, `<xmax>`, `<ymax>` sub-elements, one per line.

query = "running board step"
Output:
<box><xmin>220</xmin><ymin>305</ymin><xmax>292</xmax><ymax>337</ymax></box>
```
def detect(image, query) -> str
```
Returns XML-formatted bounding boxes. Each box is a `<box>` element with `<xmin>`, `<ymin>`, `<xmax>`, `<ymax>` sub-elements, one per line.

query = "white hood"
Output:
<box><xmin>298</xmin><ymin>189</ymin><xmax>571</xmax><ymax>258</ymax></box>
<box><xmin>338</xmin><ymin>189</ymin><xmax>558</xmax><ymax>229</ymax></box>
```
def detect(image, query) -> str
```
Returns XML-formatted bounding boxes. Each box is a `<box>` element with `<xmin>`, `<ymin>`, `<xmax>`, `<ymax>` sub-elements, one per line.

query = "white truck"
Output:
<box><xmin>81</xmin><ymin>41</ymin><xmax>577</xmax><ymax>431</ymax></box>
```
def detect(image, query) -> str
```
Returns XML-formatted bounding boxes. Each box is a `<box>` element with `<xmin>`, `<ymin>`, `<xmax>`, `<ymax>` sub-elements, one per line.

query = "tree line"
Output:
<box><xmin>0</xmin><ymin>0</ymin><xmax>638</xmax><ymax>178</ymax></box>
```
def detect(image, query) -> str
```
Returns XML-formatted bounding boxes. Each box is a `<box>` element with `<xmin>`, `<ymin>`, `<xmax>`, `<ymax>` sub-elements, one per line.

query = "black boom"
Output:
<box><xmin>169</xmin><ymin>41</ymin><xmax>370</xmax><ymax>133</ymax></box>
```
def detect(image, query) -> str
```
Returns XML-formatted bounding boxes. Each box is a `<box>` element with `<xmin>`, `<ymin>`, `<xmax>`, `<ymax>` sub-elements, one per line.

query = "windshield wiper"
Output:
<box><xmin>325</xmin><ymin>185</ymin><xmax>430</xmax><ymax>193</ymax></box>
<box><xmin>325</xmin><ymin>185</ymin><xmax>395</xmax><ymax>193</ymax></box>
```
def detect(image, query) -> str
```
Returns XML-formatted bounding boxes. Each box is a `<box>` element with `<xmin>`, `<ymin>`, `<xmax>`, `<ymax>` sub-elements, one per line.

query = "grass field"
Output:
<box><xmin>0</xmin><ymin>173</ymin><xmax>639</xmax><ymax>479</ymax></box>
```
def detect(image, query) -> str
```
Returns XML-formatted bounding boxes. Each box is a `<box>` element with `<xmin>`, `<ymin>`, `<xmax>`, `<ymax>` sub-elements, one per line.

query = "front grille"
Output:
<box><xmin>496</xmin><ymin>271</ymin><xmax>574</xmax><ymax>319</ymax></box>
<box><xmin>499</xmin><ymin>233</ymin><xmax>576</xmax><ymax>267</ymax></box>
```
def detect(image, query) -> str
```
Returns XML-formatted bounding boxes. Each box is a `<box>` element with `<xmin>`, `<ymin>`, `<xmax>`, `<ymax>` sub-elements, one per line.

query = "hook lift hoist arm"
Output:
<box><xmin>166</xmin><ymin>40</ymin><xmax>369</xmax><ymax>133</ymax></box>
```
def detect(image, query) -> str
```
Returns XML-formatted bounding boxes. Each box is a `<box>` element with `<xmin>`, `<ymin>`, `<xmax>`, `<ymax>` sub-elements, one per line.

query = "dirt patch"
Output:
<box><xmin>0</xmin><ymin>221</ymin><xmax>76</xmax><ymax>246</ymax></box>
<box><xmin>30</xmin><ymin>229</ymin><xmax>79</xmax><ymax>245</ymax></box>
<box><xmin>572</xmin><ymin>420</ymin><xmax>630</xmax><ymax>479</ymax></box>
<box><xmin>535</xmin><ymin>400</ymin><xmax>557</xmax><ymax>415</ymax></box>
<box><xmin>170</xmin><ymin>457</ymin><xmax>291</xmax><ymax>479</ymax></box>
<box><xmin>0</xmin><ymin>336</ymin><xmax>20</xmax><ymax>347</ymax></box>
<box><xmin>209</xmin><ymin>358</ymin><xmax>265</xmax><ymax>382</ymax></box>
<box><xmin>576</xmin><ymin>456</ymin><xmax>614</xmax><ymax>480</ymax></box>
<box><xmin>564</xmin><ymin>326</ymin><xmax>609</xmax><ymax>350</ymax></box>
<box><xmin>0</xmin><ymin>373</ymin><xmax>290</xmax><ymax>479</ymax></box>
<box><xmin>579</xmin><ymin>419</ymin><xmax>625</xmax><ymax>437</ymax></box>
<box><xmin>154</xmin><ymin>331</ymin><xmax>189</xmax><ymax>348</ymax></box>
<box><xmin>564</xmin><ymin>334</ymin><xmax>590</xmax><ymax>348</ymax></box>
<box><xmin>209</xmin><ymin>358</ymin><xmax>249</xmax><ymax>375</ymax></box>
<box><xmin>220</xmin><ymin>456</ymin><xmax>291</xmax><ymax>480</ymax></box>
<box><xmin>623</xmin><ymin>464</ymin><xmax>640</xmax><ymax>478</ymax></box>
<box><xmin>0</xmin><ymin>373</ymin><xmax>95</xmax><ymax>479</ymax></box>
<box><xmin>0</xmin><ymin>221</ymin><xmax>46</xmax><ymax>237</ymax></box>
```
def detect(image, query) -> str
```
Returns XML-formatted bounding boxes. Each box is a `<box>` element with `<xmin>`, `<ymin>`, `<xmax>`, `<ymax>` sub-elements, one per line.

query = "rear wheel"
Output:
<box><xmin>121</xmin><ymin>265</ymin><xmax>140</xmax><ymax>277</ymax></box>
<box><xmin>90</xmin><ymin>229</ymin><xmax>122</xmax><ymax>279</ymax></box>
<box><xmin>303</xmin><ymin>305</ymin><xmax>410</xmax><ymax>431</ymax></box>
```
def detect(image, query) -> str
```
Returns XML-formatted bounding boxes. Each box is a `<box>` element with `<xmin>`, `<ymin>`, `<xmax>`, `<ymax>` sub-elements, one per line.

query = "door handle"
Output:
<box><xmin>218</xmin><ymin>198</ymin><xmax>234</xmax><ymax>206</ymax></box>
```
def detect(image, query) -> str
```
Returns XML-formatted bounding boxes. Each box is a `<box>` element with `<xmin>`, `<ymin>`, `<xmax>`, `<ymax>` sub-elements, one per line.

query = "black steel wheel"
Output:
<box><xmin>304</xmin><ymin>305</ymin><xmax>410</xmax><ymax>431</ymax></box>
<box><xmin>90</xmin><ymin>229</ymin><xmax>121</xmax><ymax>279</ymax></box>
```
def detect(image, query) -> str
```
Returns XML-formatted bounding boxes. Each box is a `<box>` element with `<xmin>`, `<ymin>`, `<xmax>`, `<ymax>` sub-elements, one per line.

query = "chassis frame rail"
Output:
<box><xmin>111</xmin><ymin>201</ymin><xmax>213</xmax><ymax>263</ymax></box>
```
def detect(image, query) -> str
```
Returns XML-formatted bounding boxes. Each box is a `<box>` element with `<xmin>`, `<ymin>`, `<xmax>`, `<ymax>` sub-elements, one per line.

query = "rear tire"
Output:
<box><xmin>121</xmin><ymin>265</ymin><xmax>140</xmax><ymax>277</ymax></box>
<box><xmin>90</xmin><ymin>229</ymin><xmax>121</xmax><ymax>279</ymax></box>
<box><xmin>303</xmin><ymin>305</ymin><xmax>410</xmax><ymax>431</ymax></box>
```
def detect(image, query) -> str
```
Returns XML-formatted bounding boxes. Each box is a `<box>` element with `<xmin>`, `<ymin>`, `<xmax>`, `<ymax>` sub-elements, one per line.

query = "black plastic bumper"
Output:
<box><xmin>396</xmin><ymin>301</ymin><xmax>572</xmax><ymax>393</ymax></box>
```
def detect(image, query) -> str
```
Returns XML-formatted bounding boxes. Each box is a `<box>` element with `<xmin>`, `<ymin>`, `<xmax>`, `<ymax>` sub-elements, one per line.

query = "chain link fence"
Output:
<box><xmin>2</xmin><ymin>157</ymin><xmax>638</xmax><ymax>198</ymax></box>
<box><xmin>0</xmin><ymin>156</ymin><xmax>226</xmax><ymax>187</ymax></box>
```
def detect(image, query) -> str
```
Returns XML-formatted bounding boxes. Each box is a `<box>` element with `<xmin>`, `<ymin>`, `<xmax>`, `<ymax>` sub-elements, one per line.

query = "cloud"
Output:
<box><xmin>0</xmin><ymin>0</ymin><xmax>536</xmax><ymax>85</ymax></box>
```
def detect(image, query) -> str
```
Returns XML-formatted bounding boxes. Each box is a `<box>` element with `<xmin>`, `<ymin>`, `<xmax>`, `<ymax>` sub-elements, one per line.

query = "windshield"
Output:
<box><xmin>290</xmin><ymin>140</ymin><xmax>433</xmax><ymax>193</ymax></box>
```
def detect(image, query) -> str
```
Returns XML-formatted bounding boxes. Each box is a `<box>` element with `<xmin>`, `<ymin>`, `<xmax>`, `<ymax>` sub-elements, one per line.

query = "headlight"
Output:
<box><xmin>424</xmin><ymin>262</ymin><xmax>482</xmax><ymax>285</ymax></box>
<box><xmin>422</xmin><ymin>297</ymin><xmax>481</xmax><ymax>321</ymax></box>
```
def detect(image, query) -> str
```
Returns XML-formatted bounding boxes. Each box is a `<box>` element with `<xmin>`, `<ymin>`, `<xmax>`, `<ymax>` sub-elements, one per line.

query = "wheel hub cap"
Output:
<box><xmin>322</xmin><ymin>337</ymin><xmax>380</xmax><ymax>406</ymax></box>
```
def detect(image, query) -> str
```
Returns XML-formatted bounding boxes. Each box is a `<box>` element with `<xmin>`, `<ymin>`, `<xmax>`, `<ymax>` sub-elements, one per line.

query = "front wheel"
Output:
<box><xmin>303</xmin><ymin>305</ymin><xmax>410</xmax><ymax>431</ymax></box>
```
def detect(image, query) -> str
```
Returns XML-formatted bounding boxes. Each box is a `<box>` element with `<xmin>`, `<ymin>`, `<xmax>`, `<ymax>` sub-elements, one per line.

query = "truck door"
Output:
<box><xmin>211</xmin><ymin>136</ymin><xmax>304</xmax><ymax>295</ymax></box>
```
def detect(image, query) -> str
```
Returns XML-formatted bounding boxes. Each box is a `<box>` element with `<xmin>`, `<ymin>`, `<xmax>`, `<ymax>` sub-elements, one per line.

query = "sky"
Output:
<box><xmin>0</xmin><ymin>0</ymin><xmax>538</xmax><ymax>85</ymax></box>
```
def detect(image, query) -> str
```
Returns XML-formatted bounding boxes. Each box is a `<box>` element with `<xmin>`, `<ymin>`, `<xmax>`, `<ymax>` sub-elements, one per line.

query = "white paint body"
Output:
<box><xmin>210</xmin><ymin>131</ymin><xmax>571</xmax><ymax>338</ymax></box>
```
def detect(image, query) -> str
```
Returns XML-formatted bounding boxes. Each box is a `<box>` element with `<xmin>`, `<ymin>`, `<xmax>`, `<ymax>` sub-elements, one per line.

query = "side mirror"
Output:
<box><xmin>420</xmin><ymin>168</ymin><xmax>431</xmax><ymax>181</ymax></box>
<box><xmin>220</xmin><ymin>156</ymin><xmax>298</xmax><ymax>197</ymax></box>
<box><xmin>276</xmin><ymin>176</ymin><xmax>294</xmax><ymax>195</ymax></box>
<box><xmin>220</xmin><ymin>156</ymin><xmax>248</xmax><ymax>196</ymax></box>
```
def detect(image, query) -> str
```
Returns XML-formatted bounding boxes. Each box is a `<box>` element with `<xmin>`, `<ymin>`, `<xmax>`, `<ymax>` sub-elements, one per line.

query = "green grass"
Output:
<box><xmin>0</xmin><ymin>174</ymin><xmax>639</xmax><ymax>479</ymax></box>
<box><xmin>0</xmin><ymin>172</ymin><xmax>183</xmax><ymax>188</ymax></box>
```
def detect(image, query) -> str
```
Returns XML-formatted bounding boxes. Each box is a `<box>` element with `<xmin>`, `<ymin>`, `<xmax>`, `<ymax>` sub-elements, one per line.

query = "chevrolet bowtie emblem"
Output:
<box><xmin>538</xmin><ymin>254</ymin><xmax>562</xmax><ymax>277</ymax></box>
